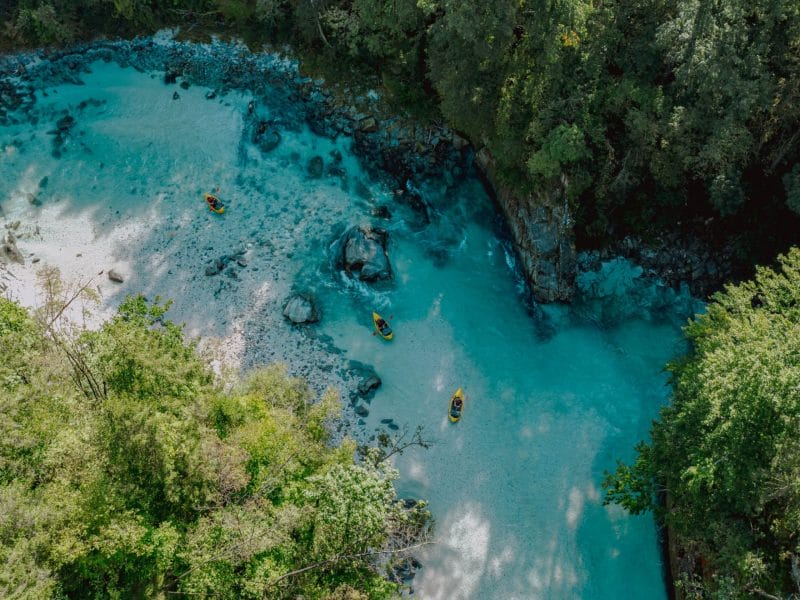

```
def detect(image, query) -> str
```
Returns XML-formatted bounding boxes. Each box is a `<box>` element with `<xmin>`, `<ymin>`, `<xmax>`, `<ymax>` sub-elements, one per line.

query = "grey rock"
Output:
<box><xmin>475</xmin><ymin>147</ymin><xmax>576</xmax><ymax>303</ymax></box>
<box><xmin>107</xmin><ymin>269</ymin><xmax>124</xmax><ymax>283</ymax></box>
<box><xmin>164</xmin><ymin>68</ymin><xmax>180</xmax><ymax>84</ymax></box>
<box><xmin>357</xmin><ymin>374</ymin><xmax>382</xmax><ymax>396</ymax></box>
<box><xmin>282</xmin><ymin>294</ymin><xmax>319</xmax><ymax>324</ymax></box>
<box><xmin>359</xmin><ymin>117</ymin><xmax>378</xmax><ymax>133</ymax></box>
<box><xmin>338</xmin><ymin>225</ymin><xmax>392</xmax><ymax>282</ymax></box>
<box><xmin>205</xmin><ymin>258</ymin><xmax>225</xmax><ymax>276</ymax></box>
<box><xmin>0</xmin><ymin>232</ymin><xmax>24</xmax><ymax>264</ymax></box>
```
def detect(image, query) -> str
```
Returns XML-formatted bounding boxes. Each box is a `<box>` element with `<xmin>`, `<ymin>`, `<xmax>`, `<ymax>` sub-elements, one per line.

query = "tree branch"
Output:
<box><xmin>46</xmin><ymin>270</ymin><xmax>103</xmax><ymax>329</ymax></box>
<box><xmin>746</xmin><ymin>587</ymin><xmax>782</xmax><ymax>600</ymax></box>
<box><xmin>266</xmin><ymin>540</ymin><xmax>434</xmax><ymax>588</ymax></box>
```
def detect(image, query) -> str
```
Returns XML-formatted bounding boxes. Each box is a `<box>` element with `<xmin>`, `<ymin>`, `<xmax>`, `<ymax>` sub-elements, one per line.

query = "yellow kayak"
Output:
<box><xmin>449</xmin><ymin>387</ymin><xmax>464</xmax><ymax>423</ymax></box>
<box><xmin>373</xmin><ymin>311</ymin><xmax>393</xmax><ymax>340</ymax></box>
<box><xmin>204</xmin><ymin>192</ymin><xmax>225</xmax><ymax>214</ymax></box>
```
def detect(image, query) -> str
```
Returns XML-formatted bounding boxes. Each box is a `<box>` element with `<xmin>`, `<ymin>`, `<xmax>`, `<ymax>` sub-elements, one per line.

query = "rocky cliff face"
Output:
<box><xmin>475</xmin><ymin>147</ymin><xmax>576</xmax><ymax>303</ymax></box>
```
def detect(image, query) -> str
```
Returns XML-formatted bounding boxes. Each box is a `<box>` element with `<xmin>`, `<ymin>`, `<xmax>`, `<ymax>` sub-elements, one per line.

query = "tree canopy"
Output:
<box><xmin>3</xmin><ymin>0</ymin><xmax>799</xmax><ymax>268</ymax></box>
<box><xmin>0</xmin><ymin>295</ymin><xmax>429</xmax><ymax>598</ymax></box>
<box><xmin>604</xmin><ymin>248</ymin><xmax>800</xmax><ymax>598</ymax></box>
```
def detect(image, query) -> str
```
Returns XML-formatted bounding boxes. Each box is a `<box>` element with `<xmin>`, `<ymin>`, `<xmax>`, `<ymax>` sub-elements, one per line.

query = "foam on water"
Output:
<box><xmin>0</xmin><ymin>56</ymin><xmax>702</xmax><ymax>599</ymax></box>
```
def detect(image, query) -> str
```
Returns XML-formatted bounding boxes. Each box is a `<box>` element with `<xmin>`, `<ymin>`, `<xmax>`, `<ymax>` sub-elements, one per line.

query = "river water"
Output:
<box><xmin>0</xmin><ymin>50</ymin><xmax>702</xmax><ymax>599</ymax></box>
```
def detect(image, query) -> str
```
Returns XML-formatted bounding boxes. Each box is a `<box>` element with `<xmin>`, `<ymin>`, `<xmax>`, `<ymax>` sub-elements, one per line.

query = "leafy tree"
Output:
<box><xmin>0</xmin><ymin>295</ymin><xmax>430</xmax><ymax>598</ymax></box>
<box><xmin>604</xmin><ymin>248</ymin><xmax>800</xmax><ymax>598</ymax></box>
<box><xmin>424</xmin><ymin>0</ymin><xmax>516</xmax><ymax>140</ymax></box>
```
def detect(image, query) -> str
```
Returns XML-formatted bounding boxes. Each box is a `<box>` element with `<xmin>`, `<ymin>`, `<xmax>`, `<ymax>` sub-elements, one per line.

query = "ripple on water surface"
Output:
<box><xmin>0</xmin><ymin>51</ymin><xmax>702</xmax><ymax>599</ymax></box>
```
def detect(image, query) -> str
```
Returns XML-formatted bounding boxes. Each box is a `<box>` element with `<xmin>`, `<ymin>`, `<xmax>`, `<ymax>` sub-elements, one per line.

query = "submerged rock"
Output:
<box><xmin>0</xmin><ymin>81</ymin><xmax>28</xmax><ymax>120</ymax></box>
<box><xmin>204</xmin><ymin>263</ymin><xmax>221</xmax><ymax>276</ymax></box>
<box><xmin>253</xmin><ymin>121</ymin><xmax>281</xmax><ymax>153</ymax></box>
<box><xmin>357</xmin><ymin>374</ymin><xmax>382</xmax><ymax>397</ymax></box>
<box><xmin>337</xmin><ymin>225</ymin><xmax>392</xmax><ymax>282</ymax></box>
<box><xmin>282</xmin><ymin>294</ymin><xmax>319</xmax><ymax>324</ymax></box>
<box><xmin>393</xmin><ymin>180</ymin><xmax>432</xmax><ymax>226</ymax></box>
<box><xmin>164</xmin><ymin>68</ymin><xmax>180</xmax><ymax>84</ymax></box>
<box><xmin>48</xmin><ymin>113</ymin><xmax>76</xmax><ymax>157</ymax></box>
<box><xmin>307</xmin><ymin>155</ymin><xmax>324</xmax><ymax>178</ymax></box>
<box><xmin>371</xmin><ymin>205</ymin><xmax>391</xmax><ymax>220</ymax></box>
<box><xmin>204</xmin><ymin>258</ymin><xmax>226</xmax><ymax>276</ymax></box>
<box><xmin>55</xmin><ymin>114</ymin><xmax>75</xmax><ymax>133</ymax></box>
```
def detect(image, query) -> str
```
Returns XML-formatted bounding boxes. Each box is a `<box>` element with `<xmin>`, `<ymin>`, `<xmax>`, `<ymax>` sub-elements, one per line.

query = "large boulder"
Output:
<box><xmin>338</xmin><ymin>225</ymin><xmax>392</xmax><ymax>282</ymax></box>
<box><xmin>282</xmin><ymin>294</ymin><xmax>319</xmax><ymax>324</ymax></box>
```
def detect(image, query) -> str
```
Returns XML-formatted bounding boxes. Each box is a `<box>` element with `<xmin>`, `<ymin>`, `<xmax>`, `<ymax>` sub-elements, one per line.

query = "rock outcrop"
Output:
<box><xmin>282</xmin><ymin>294</ymin><xmax>319</xmax><ymax>324</ymax></box>
<box><xmin>475</xmin><ymin>147</ymin><xmax>576</xmax><ymax>303</ymax></box>
<box><xmin>337</xmin><ymin>225</ymin><xmax>392</xmax><ymax>282</ymax></box>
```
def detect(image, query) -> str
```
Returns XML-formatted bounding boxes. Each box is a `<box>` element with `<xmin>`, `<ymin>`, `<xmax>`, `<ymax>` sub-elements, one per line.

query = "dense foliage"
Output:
<box><xmin>0</xmin><ymin>295</ymin><xmax>428</xmax><ymax>598</ymax></box>
<box><xmin>3</xmin><ymin>0</ymin><xmax>800</xmax><ymax>259</ymax></box>
<box><xmin>604</xmin><ymin>248</ymin><xmax>800</xmax><ymax>599</ymax></box>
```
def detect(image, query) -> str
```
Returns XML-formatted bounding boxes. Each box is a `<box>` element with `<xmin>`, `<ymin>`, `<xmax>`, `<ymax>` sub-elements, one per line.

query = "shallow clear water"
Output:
<box><xmin>0</xmin><ymin>55</ymin><xmax>701</xmax><ymax>599</ymax></box>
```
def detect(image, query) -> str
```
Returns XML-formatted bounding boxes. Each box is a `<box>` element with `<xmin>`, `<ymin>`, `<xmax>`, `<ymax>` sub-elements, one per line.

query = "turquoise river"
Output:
<box><xmin>0</xmin><ymin>46</ymin><xmax>703</xmax><ymax>599</ymax></box>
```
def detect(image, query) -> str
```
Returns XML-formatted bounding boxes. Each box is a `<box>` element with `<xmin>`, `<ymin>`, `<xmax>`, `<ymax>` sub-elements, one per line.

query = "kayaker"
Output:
<box><xmin>376</xmin><ymin>317</ymin><xmax>389</xmax><ymax>332</ymax></box>
<box><xmin>207</xmin><ymin>194</ymin><xmax>221</xmax><ymax>211</ymax></box>
<box><xmin>453</xmin><ymin>396</ymin><xmax>463</xmax><ymax>411</ymax></box>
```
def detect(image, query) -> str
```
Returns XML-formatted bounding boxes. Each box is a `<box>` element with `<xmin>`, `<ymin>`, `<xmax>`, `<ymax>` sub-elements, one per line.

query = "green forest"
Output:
<box><xmin>0</xmin><ymin>292</ymin><xmax>429</xmax><ymax>598</ymax></box>
<box><xmin>604</xmin><ymin>249</ymin><xmax>800</xmax><ymax>599</ymax></box>
<box><xmin>3</xmin><ymin>0</ymin><xmax>800</xmax><ymax>262</ymax></box>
